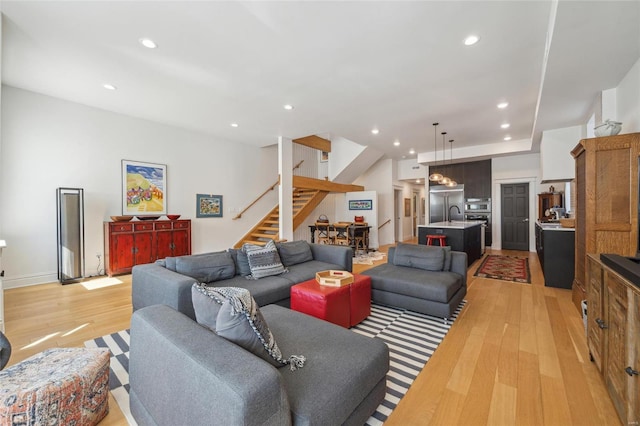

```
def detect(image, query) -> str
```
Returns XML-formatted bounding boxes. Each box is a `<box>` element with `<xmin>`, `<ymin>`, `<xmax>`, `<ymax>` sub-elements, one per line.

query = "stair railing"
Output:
<box><xmin>378</xmin><ymin>218</ymin><xmax>392</xmax><ymax>230</ymax></box>
<box><xmin>233</xmin><ymin>160</ymin><xmax>304</xmax><ymax>220</ymax></box>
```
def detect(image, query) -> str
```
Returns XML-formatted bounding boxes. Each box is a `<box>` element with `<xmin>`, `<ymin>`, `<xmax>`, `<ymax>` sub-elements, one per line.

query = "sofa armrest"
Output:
<box><xmin>130</xmin><ymin>305</ymin><xmax>291</xmax><ymax>426</ymax></box>
<box><xmin>132</xmin><ymin>263</ymin><xmax>198</xmax><ymax>320</ymax></box>
<box><xmin>309</xmin><ymin>243</ymin><xmax>353</xmax><ymax>272</ymax></box>
<box><xmin>451</xmin><ymin>251</ymin><xmax>468</xmax><ymax>288</ymax></box>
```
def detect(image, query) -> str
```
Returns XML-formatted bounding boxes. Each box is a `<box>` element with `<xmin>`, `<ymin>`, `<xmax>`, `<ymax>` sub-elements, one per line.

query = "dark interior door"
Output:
<box><xmin>501</xmin><ymin>183</ymin><xmax>529</xmax><ymax>251</ymax></box>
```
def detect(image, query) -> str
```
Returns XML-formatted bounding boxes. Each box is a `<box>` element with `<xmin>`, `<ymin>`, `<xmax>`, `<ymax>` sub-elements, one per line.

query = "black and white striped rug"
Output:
<box><xmin>85</xmin><ymin>301</ymin><xmax>465</xmax><ymax>425</ymax></box>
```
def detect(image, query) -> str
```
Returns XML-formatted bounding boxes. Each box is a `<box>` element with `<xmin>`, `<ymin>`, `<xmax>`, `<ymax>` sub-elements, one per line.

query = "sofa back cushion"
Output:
<box><xmin>277</xmin><ymin>240</ymin><xmax>313</xmax><ymax>267</ymax></box>
<box><xmin>227</xmin><ymin>249</ymin><xmax>252</xmax><ymax>276</ymax></box>
<box><xmin>392</xmin><ymin>243</ymin><xmax>446</xmax><ymax>271</ymax></box>
<box><xmin>174</xmin><ymin>251</ymin><xmax>236</xmax><ymax>283</ymax></box>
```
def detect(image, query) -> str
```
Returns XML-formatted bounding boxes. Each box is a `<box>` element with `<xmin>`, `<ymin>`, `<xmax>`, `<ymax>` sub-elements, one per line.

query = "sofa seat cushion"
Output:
<box><xmin>284</xmin><ymin>260</ymin><xmax>346</xmax><ymax>284</ymax></box>
<box><xmin>207</xmin><ymin>275</ymin><xmax>293</xmax><ymax>307</ymax></box>
<box><xmin>362</xmin><ymin>264</ymin><xmax>462</xmax><ymax>303</ymax></box>
<box><xmin>260</xmin><ymin>305</ymin><xmax>389</xmax><ymax>425</ymax></box>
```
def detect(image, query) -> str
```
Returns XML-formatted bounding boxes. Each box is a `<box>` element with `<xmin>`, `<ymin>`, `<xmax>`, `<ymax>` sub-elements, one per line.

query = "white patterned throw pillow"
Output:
<box><xmin>242</xmin><ymin>240</ymin><xmax>287</xmax><ymax>279</ymax></box>
<box><xmin>196</xmin><ymin>286</ymin><xmax>305</xmax><ymax>371</ymax></box>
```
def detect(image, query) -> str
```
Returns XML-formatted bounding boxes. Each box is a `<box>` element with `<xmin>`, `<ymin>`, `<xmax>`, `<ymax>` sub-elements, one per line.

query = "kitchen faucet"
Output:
<box><xmin>448</xmin><ymin>205</ymin><xmax>461</xmax><ymax>222</ymax></box>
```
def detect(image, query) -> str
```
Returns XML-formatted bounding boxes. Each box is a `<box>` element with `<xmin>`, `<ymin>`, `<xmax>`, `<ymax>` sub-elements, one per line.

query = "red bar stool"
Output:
<box><xmin>426</xmin><ymin>234</ymin><xmax>447</xmax><ymax>246</ymax></box>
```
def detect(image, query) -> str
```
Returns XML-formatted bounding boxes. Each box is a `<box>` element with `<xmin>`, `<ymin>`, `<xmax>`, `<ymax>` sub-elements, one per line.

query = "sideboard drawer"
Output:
<box><xmin>155</xmin><ymin>222</ymin><xmax>172</xmax><ymax>230</ymax></box>
<box><xmin>173</xmin><ymin>221</ymin><xmax>190</xmax><ymax>229</ymax></box>
<box><xmin>109</xmin><ymin>223</ymin><xmax>133</xmax><ymax>233</ymax></box>
<box><xmin>134</xmin><ymin>223</ymin><xmax>154</xmax><ymax>231</ymax></box>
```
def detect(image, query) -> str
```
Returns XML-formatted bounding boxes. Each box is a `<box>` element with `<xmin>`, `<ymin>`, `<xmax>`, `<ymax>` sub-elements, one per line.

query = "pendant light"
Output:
<box><xmin>439</xmin><ymin>132</ymin><xmax>451</xmax><ymax>185</ymax></box>
<box><xmin>446</xmin><ymin>139</ymin><xmax>458</xmax><ymax>187</ymax></box>
<box><xmin>428</xmin><ymin>122</ymin><xmax>443</xmax><ymax>182</ymax></box>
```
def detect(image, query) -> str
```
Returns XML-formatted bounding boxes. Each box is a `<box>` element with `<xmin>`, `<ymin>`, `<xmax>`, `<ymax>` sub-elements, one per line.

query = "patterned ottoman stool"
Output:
<box><xmin>0</xmin><ymin>347</ymin><xmax>110</xmax><ymax>425</ymax></box>
<box><xmin>291</xmin><ymin>279</ymin><xmax>351</xmax><ymax>328</ymax></box>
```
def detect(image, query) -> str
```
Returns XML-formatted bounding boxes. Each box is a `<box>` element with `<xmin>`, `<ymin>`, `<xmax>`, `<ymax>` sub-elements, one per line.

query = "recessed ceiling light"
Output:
<box><xmin>416</xmin><ymin>179</ymin><xmax>421</xmax><ymax>184</ymax></box>
<box><xmin>393</xmin><ymin>141</ymin><xmax>400</xmax><ymax>146</ymax></box>
<box><xmin>103</xmin><ymin>84</ymin><xmax>117</xmax><ymax>91</ymax></box>
<box><xmin>504</xmin><ymin>135</ymin><xmax>512</xmax><ymax>141</ymax></box>
<box><xmin>230</xmin><ymin>123</ymin><xmax>239</xmax><ymax>128</ymax></box>
<box><xmin>371</xmin><ymin>128</ymin><xmax>379</xmax><ymax>135</ymax></box>
<box><xmin>497</xmin><ymin>102</ymin><xmax>509</xmax><ymax>109</ymax></box>
<box><xmin>464</xmin><ymin>35</ymin><xmax>480</xmax><ymax>46</ymax></box>
<box><xmin>501</xmin><ymin>123</ymin><xmax>510</xmax><ymax>129</ymax></box>
<box><xmin>139</xmin><ymin>38</ymin><xmax>157</xmax><ymax>49</ymax></box>
<box><xmin>409</xmin><ymin>149</ymin><xmax>415</xmax><ymax>155</ymax></box>
<box><xmin>283</xmin><ymin>104</ymin><xmax>294</xmax><ymax>110</ymax></box>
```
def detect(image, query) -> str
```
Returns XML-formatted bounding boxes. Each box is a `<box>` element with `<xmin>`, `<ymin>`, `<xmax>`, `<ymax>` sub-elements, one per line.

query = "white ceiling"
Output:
<box><xmin>2</xmin><ymin>1</ymin><xmax>639</xmax><ymax>161</ymax></box>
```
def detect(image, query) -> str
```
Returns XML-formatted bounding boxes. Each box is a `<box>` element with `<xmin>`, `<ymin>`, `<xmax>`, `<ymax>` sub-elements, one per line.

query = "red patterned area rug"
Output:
<box><xmin>473</xmin><ymin>254</ymin><xmax>531</xmax><ymax>284</ymax></box>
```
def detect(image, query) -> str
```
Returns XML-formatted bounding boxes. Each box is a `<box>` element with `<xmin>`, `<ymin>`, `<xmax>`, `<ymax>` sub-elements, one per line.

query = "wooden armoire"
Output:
<box><xmin>571</xmin><ymin>132</ymin><xmax>640</xmax><ymax>311</ymax></box>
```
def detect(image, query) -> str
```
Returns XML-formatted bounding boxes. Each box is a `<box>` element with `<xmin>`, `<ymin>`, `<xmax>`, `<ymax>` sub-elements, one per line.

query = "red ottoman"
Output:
<box><xmin>350</xmin><ymin>274</ymin><xmax>371</xmax><ymax>326</ymax></box>
<box><xmin>291</xmin><ymin>279</ymin><xmax>350</xmax><ymax>328</ymax></box>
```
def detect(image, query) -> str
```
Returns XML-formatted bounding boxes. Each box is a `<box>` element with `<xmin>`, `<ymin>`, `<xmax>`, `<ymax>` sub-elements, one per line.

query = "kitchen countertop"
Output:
<box><xmin>536</xmin><ymin>220</ymin><xmax>575</xmax><ymax>231</ymax></box>
<box><xmin>420</xmin><ymin>221</ymin><xmax>484</xmax><ymax>229</ymax></box>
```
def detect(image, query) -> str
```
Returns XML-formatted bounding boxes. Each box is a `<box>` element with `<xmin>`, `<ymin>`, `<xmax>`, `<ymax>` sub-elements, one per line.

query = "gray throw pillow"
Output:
<box><xmin>175</xmin><ymin>251</ymin><xmax>236</xmax><ymax>283</ymax></box>
<box><xmin>211</xmin><ymin>287</ymin><xmax>305</xmax><ymax>371</ymax></box>
<box><xmin>393</xmin><ymin>243</ymin><xmax>445</xmax><ymax>271</ymax></box>
<box><xmin>242</xmin><ymin>240</ymin><xmax>287</xmax><ymax>279</ymax></box>
<box><xmin>191</xmin><ymin>284</ymin><xmax>224</xmax><ymax>330</ymax></box>
<box><xmin>228</xmin><ymin>248</ymin><xmax>251</xmax><ymax>276</ymax></box>
<box><xmin>277</xmin><ymin>240</ymin><xmax>313</xmax><ymax>267</ymax></box>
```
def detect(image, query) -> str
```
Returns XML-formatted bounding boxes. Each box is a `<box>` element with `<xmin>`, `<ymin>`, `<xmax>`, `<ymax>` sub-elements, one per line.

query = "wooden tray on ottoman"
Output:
<box><xmin>315</xmin><ymin>270</ymin><xmax>353</xmax><ymax>287</ymax></box>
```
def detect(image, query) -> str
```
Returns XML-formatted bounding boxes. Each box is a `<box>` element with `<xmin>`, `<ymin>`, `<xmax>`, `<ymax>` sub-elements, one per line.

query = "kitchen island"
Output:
<box><xmin>418</xmin><ymin>221</ymin><xmax>483</xmax><ymax>265</ymax></box>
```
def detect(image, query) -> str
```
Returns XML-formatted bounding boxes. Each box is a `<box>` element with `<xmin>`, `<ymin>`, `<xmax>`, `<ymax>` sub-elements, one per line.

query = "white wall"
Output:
<box><xmin>540</xmin><ymin>125</ymin><xmax>583</xmax><ymax>182</ymax></box>
<box><xmin>1</xmin><ymin>86</ymin><xmax>278</xmax><ymax>288</ymax></box>
<box><xmin>354</xmin><ymin>159</ymin><xmax>394</xmax><ymax>246</ymax></box>
<box><xmin>617</xmin><ymin>56</ymin><xmax>640</xmax><ymax>133</ymax></box>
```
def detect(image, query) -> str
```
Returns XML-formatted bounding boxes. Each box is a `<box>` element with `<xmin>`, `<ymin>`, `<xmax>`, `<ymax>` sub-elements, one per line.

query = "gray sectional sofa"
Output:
<box><xmin>130</xmin><ymin>303</ymin><xmax>389</xmax><ymax>426</ymax></box>
<box><xmin>361</xmin><ymin>242</ymin><xmax>467</xmax><ymax>319</ymax></box>
<box><xmin>132</xmin><ymin>241</ymin><xmax>353</xmax><ymax>320</ymax></box>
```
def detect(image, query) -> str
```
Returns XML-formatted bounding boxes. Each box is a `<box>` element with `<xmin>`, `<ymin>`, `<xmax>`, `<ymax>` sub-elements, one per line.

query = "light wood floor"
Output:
<box><xmin>3</xmin><ymin>243</ymin><xmax>620</xmax><ymax>425</ymax></box>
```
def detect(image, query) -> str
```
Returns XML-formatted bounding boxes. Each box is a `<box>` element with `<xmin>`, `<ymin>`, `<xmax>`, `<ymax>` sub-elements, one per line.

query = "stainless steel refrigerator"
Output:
<box><xmin>429</xmin><ymin>185</ymin><xmax>465</xmax><ymax>223</ymax></box>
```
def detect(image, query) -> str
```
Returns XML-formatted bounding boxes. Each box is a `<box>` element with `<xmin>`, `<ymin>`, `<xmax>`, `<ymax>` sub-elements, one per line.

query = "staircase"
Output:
<box><xmin>234</xmin><ymin>188</ymin><xmax>328</xmax><ymax>248</ymax></box>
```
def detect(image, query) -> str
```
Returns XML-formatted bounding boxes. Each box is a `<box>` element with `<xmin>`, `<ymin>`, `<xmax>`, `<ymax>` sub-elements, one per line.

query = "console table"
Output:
<box><xmin>104</xmin><ymin>219</ymin><xmax>191</xmax><ymax>276</ymax></box>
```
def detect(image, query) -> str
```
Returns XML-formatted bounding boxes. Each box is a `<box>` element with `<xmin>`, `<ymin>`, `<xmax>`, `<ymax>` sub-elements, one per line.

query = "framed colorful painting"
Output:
<box><xmin>197</xmin><ymin>194</ymin><xmax>223</xmax><ymax>218</ymax></box>
<box><xmin>122</xmin><ymin>160</ymin><xmax>167</xmax><ymax>215</ymax></box>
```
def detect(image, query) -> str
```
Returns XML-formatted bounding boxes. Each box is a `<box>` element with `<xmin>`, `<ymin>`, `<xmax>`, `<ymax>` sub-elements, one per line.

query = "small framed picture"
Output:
<box><xmin>404</xmin><ymin>198</ymin><xmax>411</xmax><ymax>217</ymax></box>
<box><xmin>349</xmin><ymin>199</ymin><xmax>372</xmax><ymax>210</ymax></box>
<box><xmin>319</xmin><ymin>151</ymin><xmax>329</xmax><ymax>163</ymax></box>
<box><xmin>196</xmin><ymin>194</ymin><xmax>223</xmax><ymax>218</ymax></box>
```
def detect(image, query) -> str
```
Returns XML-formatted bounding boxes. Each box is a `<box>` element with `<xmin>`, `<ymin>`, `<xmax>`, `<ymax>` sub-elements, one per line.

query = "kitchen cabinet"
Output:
<box><xmin>104</xmin><ymin>219</ymin><xmax>191</xmax><ymax>276</ymax></box>
<box><xmin>572</xmin><ymin>133</ymin><xmax>640</xmax><ymax>311</ymax></box>
<box><xmin>429</xmin><ymin>159</ymin><xmax>492</xmax><ymax>199</ymax></box>
<box><xmin>538</xmin><ymin>192</ymin><xmax>563</xmax><ymax>221</ymax></box>
<box><xmin>535</xmin><ymin>222</ymin><xmax>575</xmax><ymax>288</ymax></box>
<box><xmin>587</xmin><ymin>254</ymin><xmax>640</xmax><ymax>425</ymax></box>
<box><xmin>464</xmin><ymin>160</ymin><xmax>492</xmax><ymax>199</ymax></box>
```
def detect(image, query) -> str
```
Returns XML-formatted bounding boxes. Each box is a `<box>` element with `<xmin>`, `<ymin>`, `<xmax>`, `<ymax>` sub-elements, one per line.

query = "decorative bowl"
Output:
<box><xmin>136</xmin><ymin>215</ymin><xmax>161</xmax><ymax>221</ymax></box>
<box><xmin>110</xmin><ymin>215</ymin><xmax>134</xmax><ymax>222</ymax></box>
<box><xmin>166</xmin><ymin>214</ymin><xmax>181</xmax><ymax>220</ymax></box>
<box><xmin>594</xmin><ymin>119</ymin><xmax>622</xmax><ymax>137</ymax></box>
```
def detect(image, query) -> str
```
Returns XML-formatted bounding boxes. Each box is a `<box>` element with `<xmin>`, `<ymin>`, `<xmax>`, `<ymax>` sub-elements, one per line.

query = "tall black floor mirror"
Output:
<box><xmin>57</xmin><ymin>188</ymin><xmax>85</xmax><ymax>284</ymax></box>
